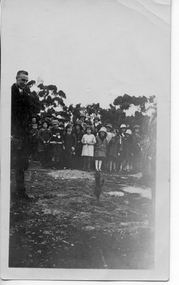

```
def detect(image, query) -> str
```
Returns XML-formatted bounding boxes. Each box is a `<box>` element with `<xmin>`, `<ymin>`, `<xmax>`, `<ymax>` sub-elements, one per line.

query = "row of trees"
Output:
<box><xmin>27</xmin><ymin>81</ymin><xmax>156</xmax><ymax>137</ymax></box>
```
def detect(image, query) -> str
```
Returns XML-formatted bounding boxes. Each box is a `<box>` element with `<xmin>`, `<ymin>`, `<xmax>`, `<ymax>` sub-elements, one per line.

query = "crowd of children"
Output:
<box><xmin>29</xmin><ymin>114</ymin><xmax>142</xmax><ymax>173</ymax></box>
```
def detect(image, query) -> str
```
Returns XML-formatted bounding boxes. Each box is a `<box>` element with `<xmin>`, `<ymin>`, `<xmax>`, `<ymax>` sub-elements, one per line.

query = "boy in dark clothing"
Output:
<box><xmin>38</xmin><ymin>121</ymin><xmax>52</xmax><ymax>168</ymax></box>
<box><xmin>29</xmin><ymin>123</ymin><xmax>39</xmax><ymax>161</ymax></box>
<box><xmin>50</xmin><ymin>120</ymin><xmax>65</xmax><ymax>169</ymax></box>
<box><xmin>108</xmin><ymin>129</ymin><xmax>122</xmax><ymax>172</ymax></box>
<box><xmin>64</xmin><ymin>124</ymin><xmax>75</xmax><ymax>169</ymax></box>
<box><xmin>72</xmin><ymin>120</ymin><xmax>84</xmax><ymax>169</ymax></box>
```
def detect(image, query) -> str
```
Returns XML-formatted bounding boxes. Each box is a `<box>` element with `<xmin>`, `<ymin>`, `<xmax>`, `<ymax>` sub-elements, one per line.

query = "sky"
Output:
<box><xmin>2</xmin><ymin>0</ymin><xmax>170</xmax><ymax>108</ymax></box>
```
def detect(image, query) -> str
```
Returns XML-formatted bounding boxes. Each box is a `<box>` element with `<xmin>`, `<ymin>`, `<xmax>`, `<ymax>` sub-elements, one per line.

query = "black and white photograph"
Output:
<box><xmin>1</xmin><ymin>0</ymin><xmax>170</xmax><ymax>281</ymax></box>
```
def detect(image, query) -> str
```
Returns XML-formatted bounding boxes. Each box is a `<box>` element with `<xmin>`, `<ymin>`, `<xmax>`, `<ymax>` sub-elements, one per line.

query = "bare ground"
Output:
<box><xmin>9</xmin><ymin>162</ymin><xmax>155</xmax><ymax>269</ymax></box>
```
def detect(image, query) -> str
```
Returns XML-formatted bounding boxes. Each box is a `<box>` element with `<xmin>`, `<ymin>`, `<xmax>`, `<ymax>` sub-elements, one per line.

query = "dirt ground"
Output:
<box><xmin>9</xmin><ymin>162</ymin><xmax>155</xmax><ymax>269</ymax></box>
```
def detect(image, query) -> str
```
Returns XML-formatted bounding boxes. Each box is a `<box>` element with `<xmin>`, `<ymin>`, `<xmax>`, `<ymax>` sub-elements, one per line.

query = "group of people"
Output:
<box><xmin>11</xmin><ymin>70</ymin><xmax>142</xmax><ymax>201</ymax></box>
<box><xmin>29</xmin><ymin>114</ymin><xmax>142</xmax><ymax>174</ymax></box>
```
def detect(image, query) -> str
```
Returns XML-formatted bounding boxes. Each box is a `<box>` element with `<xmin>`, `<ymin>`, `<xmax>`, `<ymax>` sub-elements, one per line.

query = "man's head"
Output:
<box><xmin>16</xmin><ymin>70</ymin><xmax>28</xmax><ymax>89</ymax></box>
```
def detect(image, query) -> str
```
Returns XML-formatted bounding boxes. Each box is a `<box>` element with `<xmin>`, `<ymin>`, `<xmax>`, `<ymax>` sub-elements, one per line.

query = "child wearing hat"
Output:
<box><xmin>119</xmin><ymin>124</ymin><xmax>127</xmax><ymax>138</ymax></box>
<box><xmin>64</xmin><ymin>124</ymin><xmax>75</xmax><ymax>169</ymax></box>
<box><xmin>38</xmin><ymin>121</ymin><xmax>52</xmax><ymax>167</ymax></box>
<box><xmin>94</xmin><ymin>127</ymin><xmax>108</xmax><ymax>171</ymax></box>
<box><xmin>92</xmin><ymin>116</ymin><xmax>102</xmax><ymax>136</ymax></box>
<box><xmin>79</xmin><ymin>113</ymin><xmax>87</xmax><ymax>132</ymax></box>
<box><xmin>81</xmin><ymin>125</ymin><xmax>96</xmax><ymax>171</ymax></box>
<box><xmin>108</xmin><ymin>128</ymin><xmax>122</xmax><ymax>172</ymax></box>
<box><xmin>120</xmin><ymin>129</ymin><xmax>134</xmax><ymax>172</ymax></box>
<box><xmin>106</xmin><ymin>123</ymin><xmax>114</xmax><ymax>143</ymax></box>
<box><xmin>29</xmin><ymin>123</ymin><xmax>39</xmax><ymax>161</ymax></box>
<box><xmin>50</xmin><ymin>120</ymin><xmax>65</xmax><ymax>169</ymax></box>
<box><xmin>72</xmin><ymin>120</ymin><xmax>84</xmax><ymax>169</ymax></box>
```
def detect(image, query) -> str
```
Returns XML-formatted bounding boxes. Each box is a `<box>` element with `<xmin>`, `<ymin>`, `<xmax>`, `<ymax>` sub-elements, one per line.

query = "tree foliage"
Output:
<box><xmin>113</xmin><ymin>94</ymin><xmax>148</xmax><ymax>112</ymax></box>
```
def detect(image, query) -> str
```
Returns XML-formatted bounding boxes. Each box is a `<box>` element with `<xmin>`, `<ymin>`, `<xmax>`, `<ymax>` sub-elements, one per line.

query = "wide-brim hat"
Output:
<box><xmin>99</xmin><ymin>127</ymin><xmax>107</xmax><ymax>133</ymax></box>
<box><xmin>125</xmin><ymin>129</ymin><xmax>132</xmax><ymax>135</ymax></box>
<box><xmin>74</xmin><ymin>119</ymin><xmax>82</xmax><ymax>126</ymax></box>
<box><xmin>52</xmin><ymin>120</ymin><xmax>59</xmax><ymax>126</ymax></box>
<box><xmin>106</xmin><ymin>123</ymin><xmax>113</xmax><ymax>129</ymax></box>
<box><xmin>120</xmin><ymin>124</ymin><xmax>127</xmax><ymax>128</ymax></box>
<box><xmin>133</xmin><ymin>125</ymin><xmax>140</xmax><ymax>129</ymax></box>
<box><xmin>58</xmin><ymin>122</ymin><xmax>64</xmax><ymax>127</ymax></box>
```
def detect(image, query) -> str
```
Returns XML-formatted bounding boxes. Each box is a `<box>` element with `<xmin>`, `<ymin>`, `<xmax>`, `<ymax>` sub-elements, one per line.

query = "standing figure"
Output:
<box><xmin>121</xmin><ymin>129</ymin><xmax>134</xmax><ymax>172</ymax></box>
<box><xmin>106</xmin><ymin>123</ymin><xmax>114</xmax><ymax>143</ymax></box>
<box><xmin>81</xmin><ymin>126</ymin><xmax>96</xmax><ymax>171</ymax></box>
<box><xmin>38</xmin><ymin>121</ymin><xmax>52</xmax><ymax>168</ymax></box>
<box><xmin>78</xmin><ymin>113</ymin><xmax>87</xmax><ymax>132</ymax></box>
<box><xmin>94</xmin><ymin>127</ymin><xmax>108</xmax><ymax>172</ymax></box>
<box><xmin>118</xmin><ymin>124</ymin><xmax>127</xmax><ymax>171</ymax></box>
<box><xmin>64</xmin><ymin>124</ymin><xmax>75</xmax><ymax>169</ymax></box>
<box><xmin>72</xmin><ymin>120</ymin><xmax>84</xmax><ymax>169</ymax></box>
<box><xmin>132</xmin><ymin>125</ymin><xmax>142</xmax><ymax>173</ymax></box>
<box><xmin>50</xmin><ymin>120</ymin><xmax>64</xmax><ymax>169</ymax></box>
<box><xmin>105</xmin><ymin>123</ymin><xmax>114</xmax><ymax>170</ymax></box>
<box><xmin>108</xmin><ymin>129</ymin><xmax>122</xmax><ymax>172</ymax></box>
<box><xmin>92</xmin><ymin>116</ymin><xmax>102</xmax><ymax>136</ymax></box>
<box><xmin>29</xmin><ymin>123</ymin><xmax>39</xmax><ymax>161</ymax></box>
<box><xmin>11</xmin><ymin>70</ymin><xmax>32</xmax><ymax>200</ymax></box>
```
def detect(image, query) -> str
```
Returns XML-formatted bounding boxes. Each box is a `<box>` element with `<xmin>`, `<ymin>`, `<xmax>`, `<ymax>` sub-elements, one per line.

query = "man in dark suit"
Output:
<box><xmin>11</xmin><ymin>70</ymin><xmax>33</xmax><ymax>200</ymax></box>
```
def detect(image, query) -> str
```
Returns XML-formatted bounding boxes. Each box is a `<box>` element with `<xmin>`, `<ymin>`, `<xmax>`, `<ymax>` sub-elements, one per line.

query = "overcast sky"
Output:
<box><xmin>2</xmin><ymin>0</ymin><xmax>170</xmax><ymax>108</ymax></box>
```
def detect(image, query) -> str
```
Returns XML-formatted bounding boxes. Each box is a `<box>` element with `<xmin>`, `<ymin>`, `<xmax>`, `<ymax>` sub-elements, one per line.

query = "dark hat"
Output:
<box><xmin>58</xmin><ymin>121</ymin><xmax>64</xmax><ymax>128</ymax></box>
<box><xmin>42</xmin><ymin>120</ymin><xmax>50</xmax><ymax>127</ymax></box>
<box><xmin>106</xmin><ymin>123</ymin><xmax>113</xmax><ymax>130</ymax></box>
<box><xmin>94</xmin><ymin>116</ymin><xmax>100</xmax><ymax>121</ymax></box>
<box><xmin>66</xmin><ymin>123</ymin><xmax>72</xmax><ymax>129</ymax></box>
<box><xmin>75</xmin><ymin>119</ymin><xmax>82</xmax><ymax>126</ymax></box>
<box><xmin>52</xmin><ymin>120</ymin><xmax>59</xmax><ymax>126</ymax></box>
<box><xmin>86</xmin><ymin>125</ymin><xmax>92</xmax><ymax>130</ymax></box>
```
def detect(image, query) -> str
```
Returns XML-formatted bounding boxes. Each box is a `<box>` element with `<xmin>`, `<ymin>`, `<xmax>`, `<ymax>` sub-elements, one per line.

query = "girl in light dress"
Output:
<box><xmin>81</xmin><ymin>126</ymin><xmax>96</xmax><ymax>171</ymax></box>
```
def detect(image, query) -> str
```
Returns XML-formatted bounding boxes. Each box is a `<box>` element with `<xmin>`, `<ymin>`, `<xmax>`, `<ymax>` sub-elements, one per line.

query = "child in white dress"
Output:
<box><xmin>81</xmin><ymin>126</ymin><xmax>96</xmax><ymax>171</ymax></box>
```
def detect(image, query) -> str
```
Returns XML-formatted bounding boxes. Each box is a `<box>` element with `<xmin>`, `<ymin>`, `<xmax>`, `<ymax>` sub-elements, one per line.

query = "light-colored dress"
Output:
<box><xmin>81</xmin><ymin>134</ymin><xmax>96</xmax><ymax>157</ymax></box>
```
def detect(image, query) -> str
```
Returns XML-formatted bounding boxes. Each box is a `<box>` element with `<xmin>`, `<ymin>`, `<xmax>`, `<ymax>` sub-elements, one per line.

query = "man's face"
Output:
<box><xmin>16</xmin><ymin>73</ymin><xmax>28</xmax><ymax>89</ymax></box>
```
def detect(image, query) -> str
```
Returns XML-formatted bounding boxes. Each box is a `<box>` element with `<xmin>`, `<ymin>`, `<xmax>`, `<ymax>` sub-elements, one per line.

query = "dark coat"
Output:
<box><xmin>38</xmin><ymin>128</ymin><xmax>52</xmax><ymax>151</ymax></box>
<box><xmin>72</xmin><ymin>130</ymin><xmax>84</xmax><ymax>156</ymax></box>
<box><xmin>108</xmin><ymin>136</ymin><xmax>122</xmax><ymax>158</ymax></box>
<box><xmin>11</xmin><ymin>83</ymin><xmax>32</xmax><ymax>171</ymax></box>
<box><xmin>11</xmin><ymin>83</ymin><xmax>31</xmax><ymax>139</ymax></box>
<box><xmin>64</xmin><ymin>133</ymin><xmax>75</xmax><ymax>155</ymax></box>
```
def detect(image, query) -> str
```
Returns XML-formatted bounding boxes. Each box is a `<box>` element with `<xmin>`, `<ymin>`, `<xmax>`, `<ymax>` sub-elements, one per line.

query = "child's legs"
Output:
<box><xmin>83</xmin><ymin>156</ymin><xmax>88</xmax><ymax>169</ymax></box>
<box><xmin>65</xmin><ymin>152</ymin><xmax>71</xmax><ymax>168</ymax></box>
<box><xmin>109</xmin><ymin>159</ymin><xmax>113</xmax><ymax>171</ymax></box>
<box><xmin>98</xmin><ymin>160</ymin><xmax>102</xmax><ymax>171</ymax></box>
<box><xmin>95</xmin><ymin>159</ymin><xmax>99</xmax><ymax>171</ymax></box>
<box><xmin>39</xmin><ymin>150</ymin><xmax>44</xmax><ymax>164</ymax></box>
<box><xmin>87</xmin><ymin>156</ymin><xmax>92</xmax><ymax>170</ymax></box>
